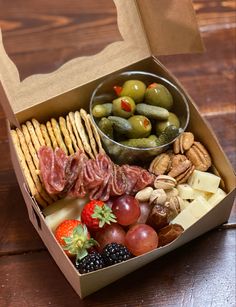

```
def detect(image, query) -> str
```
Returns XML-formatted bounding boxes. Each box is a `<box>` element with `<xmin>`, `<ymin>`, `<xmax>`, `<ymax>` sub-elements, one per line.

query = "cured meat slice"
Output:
<box><xmin>110</xmin><ymin>164</ymin><xmax>126</xmax><ymax>196</ymax></box>
<box><xmin>62</xmin><ymin>152</ymin><xmax>81</xmax><ymax>195</ymax></box>
<box><xmin>39</xmin><ymin>146</ymin><xmax>68</xmax><ymax>194</ymax></box>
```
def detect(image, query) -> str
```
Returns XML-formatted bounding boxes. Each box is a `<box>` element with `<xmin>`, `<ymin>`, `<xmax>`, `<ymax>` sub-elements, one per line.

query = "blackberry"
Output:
<box><xmin>102</xmin><ymin>243</ymin><xmax>132</xmax><ymax>266</ymax></box>
<box><xmin>76</xmin><ymin>252</ymin><xmax>105</xmax><ymax>274</ymax></box>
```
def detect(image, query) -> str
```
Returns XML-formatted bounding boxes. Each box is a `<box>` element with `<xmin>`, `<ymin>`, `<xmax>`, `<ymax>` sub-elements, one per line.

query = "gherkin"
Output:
<box><xmin>156</xmin><ymin>125</ymin><xmax>180</xmax><ymax>146</ymax></box>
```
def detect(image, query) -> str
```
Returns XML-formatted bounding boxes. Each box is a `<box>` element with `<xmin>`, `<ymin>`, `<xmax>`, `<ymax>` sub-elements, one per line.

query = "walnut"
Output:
<box><xmin>154</xmin><ymin>175</ymin><xmax>177</xmax><ymax>190</ymax></box>
<box><xmin>173</xmin><ymin>132</ymin><xmax>194</xmax><ymax>154</ymax></box>
<box><xmin>186</xmin><ymin>141</ymin><xmax>211</xmax><ymax>171</ymax></box>
<box><xmin>158</xmin><ymin>224</ymin><xmax>184</xmax><ymax>246</ymax></box>
<box><xmin>149</xmin><ymin>153</ymin><xmax>171</xmax><ymax>176</ymax></box>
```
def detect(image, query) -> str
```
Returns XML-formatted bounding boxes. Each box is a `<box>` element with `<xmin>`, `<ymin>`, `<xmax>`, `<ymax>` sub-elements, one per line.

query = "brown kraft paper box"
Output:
<box><xmin>0</xmin><ymin>0</ymin><xmax>235</xmax><ymax>298</ymax></box>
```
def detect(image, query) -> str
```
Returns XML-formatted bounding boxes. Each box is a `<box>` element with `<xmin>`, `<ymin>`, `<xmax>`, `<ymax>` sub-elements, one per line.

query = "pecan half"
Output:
<box><xmin>149</xmin><ymin>153</ymin><xmax>171</xmax><ymax>176</ymax></box>
<box><xmin>173</xmin><ymin>132</ymin><xmax>194</xmax><ymax>154</ymax></box>
<box><xmin>186</xmin><ymin>141</ymin><xmax>211</xmax><ymax>171</ymax></box>
<box><xmin>168</xmin><ymin>156</ymin><xmax>195</xmax><ymax>183</ymax></box>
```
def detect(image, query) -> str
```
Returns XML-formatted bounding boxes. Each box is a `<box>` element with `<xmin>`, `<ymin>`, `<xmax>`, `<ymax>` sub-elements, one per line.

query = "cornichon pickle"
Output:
<box><xmin>136</xmin><ymin>103</ymin><xmax>169</xmax><ymax>120</ymax></box>
<box><xmin>120</xmin><ymin>135</ymin><xmax>158</xmax><ymax>148</ymax></box>
<box><xmin>155</xmin><ymin>112</ymin><xmax>180</xmax><ymax>135</ymax></box>
<box><xmin>92</xmin><ymin>103</ymin><xmax>112</xmax><ymax>118</ymax></box>
<box><xmin>98</xmin><ymin>117</ymin><xmax>114</xmax><ymax>139</ymax></box>
<box><xmin>156</xmin><ymin>125</ymin><xmax>179</xmax><ymax>146</ymax></box>
<box><xmin>108</xmin><ymin>116</ymin><xmax>132</xmax><ymax>134</ymax></box>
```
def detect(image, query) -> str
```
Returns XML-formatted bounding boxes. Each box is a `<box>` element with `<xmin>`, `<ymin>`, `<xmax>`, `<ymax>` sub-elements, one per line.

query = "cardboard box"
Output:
<box><xmin>0</xmin><ymin>0</ymin><xmax>235</xmax><ymax>298</ymax></box>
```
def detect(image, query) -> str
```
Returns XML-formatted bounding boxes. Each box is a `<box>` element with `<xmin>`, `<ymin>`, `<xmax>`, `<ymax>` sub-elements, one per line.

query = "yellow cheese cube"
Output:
<box><xmin>188</xmin><ymin>170</ymin><xmax>221</xmax><ymax>193</ymax></box>
<box><xmin>208</xmin><ymin>188</ymin><xmax>227</xmax><ymax>208</ymax></box>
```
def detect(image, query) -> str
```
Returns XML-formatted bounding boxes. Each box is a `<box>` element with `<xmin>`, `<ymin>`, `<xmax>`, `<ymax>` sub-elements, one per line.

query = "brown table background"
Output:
<box><xmin>0</xmin><ymin>0</ymin><xmax>235</xmax><ymax>306</ymax></box>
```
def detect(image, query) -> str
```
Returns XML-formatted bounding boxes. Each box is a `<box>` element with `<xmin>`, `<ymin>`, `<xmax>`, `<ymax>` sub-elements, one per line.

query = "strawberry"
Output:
<box><xmin>55</xmin><ymin>219</ymin><xmax>97</xmax><ymax>262</ymax></box>
<box><xmin>81</xmin><ymin>200</ymin><xmax>117</xmax><ymax>231</ymax></box>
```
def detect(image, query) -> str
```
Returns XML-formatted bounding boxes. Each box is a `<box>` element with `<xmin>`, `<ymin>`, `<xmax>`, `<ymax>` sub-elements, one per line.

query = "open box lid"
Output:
<box><xmin>0</xmin><ymin>0</ymin><xmax>203</xmax><ymax>124</ymax></box>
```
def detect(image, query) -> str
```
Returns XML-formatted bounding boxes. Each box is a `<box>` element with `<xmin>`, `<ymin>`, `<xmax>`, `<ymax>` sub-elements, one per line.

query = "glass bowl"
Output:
<box><xmin>90</xmin><ymin>71</ymin><xmax>189</xmax><ymax>165</ymax></box>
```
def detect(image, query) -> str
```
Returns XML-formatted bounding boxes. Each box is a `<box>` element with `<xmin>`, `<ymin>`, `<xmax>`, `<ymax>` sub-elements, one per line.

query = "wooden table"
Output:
<box><xmin>0</xmin><ymin>1</ymin><xmax>235</xmax><ymax>306</ymax></box>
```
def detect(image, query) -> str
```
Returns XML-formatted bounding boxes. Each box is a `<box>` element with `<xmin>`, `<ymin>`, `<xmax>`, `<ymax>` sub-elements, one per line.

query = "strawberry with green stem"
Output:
<box><xmin>81</xmin><ymin>200</ymin><xmax>117</xmax><ymax>231</ymax></box>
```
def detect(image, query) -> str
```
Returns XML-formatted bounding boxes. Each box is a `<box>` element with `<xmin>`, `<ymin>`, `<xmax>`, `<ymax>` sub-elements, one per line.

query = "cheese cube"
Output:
<box><xmin>188</xmin><ymin>170</ymin><xmax>221</xmax><ymax>193</ymax></box>
<box><xmin>179</xmin><ymin>199</ymin><xmax>191</xmax><ymax>211</ymax></box>
<box><xmin>208</xmin><ymin>188</ymin><xmax>227</xmax><ymax>208</ymax></box>
<box><xmin>177</xmin><ymin>184</ymin><xmax>195</xmax><ymax>199</ymax></box>
<box><xmin>171</xmin><ymin>209</ymin><xmax>198</xmax><ymax>230</ymax></box>
<box><xmin>188</xmin><ymin>196</ymin><xmax>212</xmax><ymax>219</ymax></box>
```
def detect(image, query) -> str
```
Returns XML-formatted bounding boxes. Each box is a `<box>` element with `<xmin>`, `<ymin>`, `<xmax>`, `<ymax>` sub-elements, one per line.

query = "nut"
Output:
<box><xmin>165</xmin><ymin>196</ymin><xmax>181</xmax><ymax>220</ymax></box>
<box><xmin>158</xmin><ymin>224</ymin><xmax>184</xmax><ymax>246</ymax></box>
<box><xmin>168</xmin><ymin>156</ymin><xmax>195</xmax><ymax>184</ymax></box>
<box><xmin>166</xmin><ymin>188</ymin><xmax>179</xmax><ymax>199</ymax></box>
<box><xmin>154</xmin><ymin>175</ymin><xmax>177</xmax><ymax>190</ymax></box>
<box><xmin>173</xmin><ymin>132</ymin><xmax>194</xmax><ymax>154</ymax></box>
<box><xmin>186</xmin><ymin>141</ymin><xmax>211</xmax><ymax>171</ymax></box>
<box><xmin>149</xmin><ymin>153</ymin><xmax>171</xmax><ymax>175</ymax></box>
<box><xmin>149</xmin><ymin>189</ymin><xmax>167</xmax><ymax>206</ymax></box>
<box><xmin>135</xmin><ymin>187</ymin><xmax>153</xmax><ymax>202</ymax></box>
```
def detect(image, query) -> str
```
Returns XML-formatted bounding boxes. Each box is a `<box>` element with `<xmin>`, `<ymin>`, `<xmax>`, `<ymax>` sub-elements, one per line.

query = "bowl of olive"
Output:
<box><xmin>90</xmin><ymin>71</ymin><xmax>189</xmax><ymax>164</ymax></box>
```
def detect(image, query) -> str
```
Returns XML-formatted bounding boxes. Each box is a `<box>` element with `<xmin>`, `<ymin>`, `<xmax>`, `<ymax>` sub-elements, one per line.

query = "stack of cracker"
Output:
<box><xmin>11</xmin><ymin>109</ymin><xmax>105</xmax><ymax>208</ymax></box>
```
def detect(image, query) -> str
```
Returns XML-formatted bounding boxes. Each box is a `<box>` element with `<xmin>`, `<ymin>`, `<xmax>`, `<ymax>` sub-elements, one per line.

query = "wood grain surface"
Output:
<box><xmin>0</xmin><ymin>0</ymin><xmax>235</xmax><ymax>306</ymax></box>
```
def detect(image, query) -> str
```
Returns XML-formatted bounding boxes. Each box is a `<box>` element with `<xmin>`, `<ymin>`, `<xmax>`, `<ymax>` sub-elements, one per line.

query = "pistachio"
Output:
<box><xmin>166</xmin><ymin>188</ymin><xmax>179</xmax><ymax>199</ymax></box>
<box><xmin>154</xmin><ymin>175</ymin><xmax>177</xmax><ymax>190</ymax></box>
<box><xmin>165</xmin><ymin>196</ymin><xmax>181</xmax><ymax>220</ymax></box>
<box><xmin>149</xmin><ymin>189</ymin><xmax>167</xmax><ymax>206</ymax></box>
<box><xmin>135</xmin><ymin>187</ymin><xmax>153</xmax><ymax>202</ymax></box>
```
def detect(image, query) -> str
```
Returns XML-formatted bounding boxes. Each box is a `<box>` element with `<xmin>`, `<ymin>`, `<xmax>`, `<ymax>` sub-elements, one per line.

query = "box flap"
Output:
<box><xmin>0</xmin><ymin>0</ymin><xmax>203</xmax><ymax>115</ymax></box>
<box><xmin>137</xmin><ymin>0</ymin><xmax>204</xmax><ymax>56</ymax></box>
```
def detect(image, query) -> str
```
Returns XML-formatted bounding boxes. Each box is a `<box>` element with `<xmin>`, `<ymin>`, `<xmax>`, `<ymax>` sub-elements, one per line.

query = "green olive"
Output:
<box><xmin>127</xmin><ymin>115</ymin><xmax>152</xmax><ymax>139</ymax></box>
<box><xmin>92</xmin><ymin>103</ymin><xmax>112</xmax><ymax>118</ymax></box>
<box><xmin>119</xmin><ymin>80</ymin><xmax>146</xmax><ymax>103</ymax></box>
<box><xmin>155</xmin><ymin>112</ymin><xmax>180</xmax><ymax>136</ymax></box>
<box><xmin>145</xmin><ymin>83</ymin><xmax>173</xmax><ymax>110</ymax></box>
<box><xmin>112</xmin><ymin>96</ymin><xmax>136</xmax><ymax>118</ymax></box>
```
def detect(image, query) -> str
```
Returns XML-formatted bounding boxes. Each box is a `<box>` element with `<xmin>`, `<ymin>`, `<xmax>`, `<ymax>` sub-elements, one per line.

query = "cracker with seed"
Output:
<box><xmin>40</xmin><ymin>123</ymin><xmax>52</xmax><ymax>148</ymax></box>
<box><xmin>68</xmin><ymin>112</ymin><xmax>85</xmax><ymax>153</ymax></box>
<box><xmin>66</xmin><ymin>115</ymin><xmax>79</xmax><ymax>152</ymax></box>
<box><xmin>74</xmin><ymin>111</ymin><xmax>94</xmax><ymax>159</ymax></box>
<box><xmin>26</xmin><ymin>121</ymin><xmax>41</xmax><ymax>152</ymax></box>
<box><xmin>22</xmin><ymin>124</ymin><xmax>39</xmax><ymax>169</ymax></box>
<box><xmin>32</xmin><ymin>118</ymin><xmax>45</xmax><ymax>147</ymax></box>
<box><xmin>51</xmin><ymin>118</ymin><xmax>68</xmax><ymax>155</ymax></box>
<box><xmin>16</xmin><ymin>128</ymin><xmax>53</xmax><ymax>205</ymax></box>
<box><xmin>87</xmin><ymin>113</ymin><xmax>105</xmax><ymax>154</ymax></box>
<box><xmin>11</xmin><ymin>130</ymin><xmax>47</xmax><ymax>208</ymax></box>
<box><xmin>46</xmin><ymin>121</ymin><xmax>58</xmax><ymax>150</ymax></box>
<box><xmin>59</xmin><ymin>117</ymin><xmax>74</xmax><ymax>155</ymax></box>
<box><xmin>80</xmin><ymin>109</ymin><xmax>98</xmax><ymax>157</ymax></box>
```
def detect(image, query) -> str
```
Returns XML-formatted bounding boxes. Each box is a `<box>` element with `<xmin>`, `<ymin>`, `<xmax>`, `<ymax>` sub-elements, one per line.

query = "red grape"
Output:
<box><xmin>137</xmin><ymin>202</ymin><xmax>152</xmax><ymax>224</ymax></box>
<box><xmin>112</xmin><ymin>195</ymin><xmax>141</xmax><ymax>226</ymax></box>
<box><xmin>94</xmin><ymin>223</ymin><xmax>126</xmax><ymax>252</ymax></box>
<box><xmin>125</xmin><ymin>224</ymin><xmax>158</xmax><ymax>256</ymax></box>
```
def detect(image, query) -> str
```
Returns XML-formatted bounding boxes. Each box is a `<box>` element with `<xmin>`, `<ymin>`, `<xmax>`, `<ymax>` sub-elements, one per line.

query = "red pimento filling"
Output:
<box><xmin>113</xmin><ymin>85</ymin><xmax>123</xmax><ymax>95</ymax></box>
<box><xmin>148</xmin><ymin>83</ymin><xmax>158</xmax><ymax>89</ymax></box>
<box><xmin>121</xmin><ymin>99</ymin><xmax>132</xmax><ymax>112</ymax></box>
<box><xmin>143</xmin><ymin>118</ymin><xmax>149</xmax><ymax>128</ymax></box>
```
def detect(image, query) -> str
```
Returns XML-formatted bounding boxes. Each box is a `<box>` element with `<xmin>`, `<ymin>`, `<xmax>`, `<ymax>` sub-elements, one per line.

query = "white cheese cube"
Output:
<box><xmin>179</xmin><ymin>199</ymin><xmax>191</xmax><ymax>211</ymax></box>
<box><xmin>188</xmin><ymin>196</ymin><xmax>212</xmax><ymax>219</ymax></box>
<box><xmin>177</xmin><ymin>184</ymin><xmax>195</xmax><ymax>199</ymax></box>
<box><xmin>192</xmin><ymin>189</ymin><xmax>212</xmax><ymax>200</ymax></box>
<box><xmin>188</xmin><ymin>170</ymin><xmax>221</xmax><ymax>193</ymax></box>
<box><xmin>208</xmin><ymin>188</ymin><xmax>227</xmax><ymax>208</ymax></box>
<box><xmin>171</xmin><ymin>209</ymin><xmax>198</xmax><ymax>230</ymax></box>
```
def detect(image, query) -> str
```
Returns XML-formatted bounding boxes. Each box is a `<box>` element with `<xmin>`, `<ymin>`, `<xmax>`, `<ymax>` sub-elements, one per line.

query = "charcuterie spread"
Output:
<box><xmin>10</xmin><ymin>77</ymin><xmax>227</xmax><ymax>275</ymax></box>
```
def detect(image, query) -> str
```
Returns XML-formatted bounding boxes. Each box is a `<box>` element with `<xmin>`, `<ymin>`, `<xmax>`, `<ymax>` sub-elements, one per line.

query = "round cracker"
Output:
<box><xmin>80</xmin><ymin>109</ymin><xmax>98</xmax><ymax>157</ymax></box>
<box><xmin>59</xmin><ymin>117</ymin><xmax>74</xmax><ymax>155</ymax></box>
<box><xmin>40</xmin><ymin>124</ymin><xmax>52</xmax><ymax>148</ymax></box>
<box><xmin>87</xmin><ymin>113</ymin><xmax>105</xmax><ymax>154</ymax></box>
<box><xmin>46</xmin><ymin>121</ymin><xmax>58</xmax><ymax>150</ymax></box>
<box><xmin>10</xmin><ymin>130</ymin><xmax>47</xmax><ymax>208</ymax></box>
<box><xmin>68</xmin><ymin>112</ymin><xmax>85</xmax><ymax>153</ymax></box>
<box><xmin>32</xmin><ymin>118</ymin><xmax>46</xmax><ymax>147</ymax></box>
<box><xmin>74</xmin><ymin>111</ymin><xmax>94</xmax><ymax>159</ymax></box>
<box><xmin>51</xmin><ymin>118</ymin><xmax>68</xmax><ymax>155</ymax></box>
<box><xmin>66</xmin><ymin>115</ymin><xmax>79</xmax><ymax>152</ymax></box>
<box><xmin>16</xmin><ymin>128</ymin><xmax>54</xmax><ymax>205</ymax></box>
